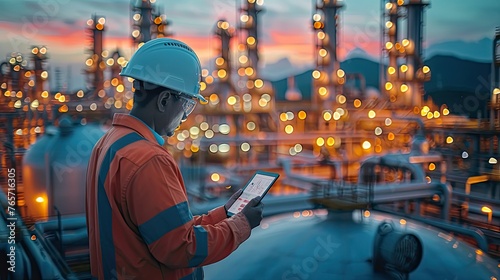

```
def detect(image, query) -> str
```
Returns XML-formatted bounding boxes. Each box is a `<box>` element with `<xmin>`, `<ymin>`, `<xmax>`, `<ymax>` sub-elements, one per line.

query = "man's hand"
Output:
<box><xmin>241</xmin><ymin>197</ymin><xmax>264</xmax><ymax>229</ymax></box>
<box><xmin>224</xmin><ymin>189</ymin><xmax>243</xmax><ymax>215</ymax></box>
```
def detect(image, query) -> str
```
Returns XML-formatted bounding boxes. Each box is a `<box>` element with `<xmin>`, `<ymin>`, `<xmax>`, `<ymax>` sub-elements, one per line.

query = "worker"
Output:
<box><xmin>86</xmin><ymin>38</ymin><xmax>264</xmax><ymax>279</ymax></box>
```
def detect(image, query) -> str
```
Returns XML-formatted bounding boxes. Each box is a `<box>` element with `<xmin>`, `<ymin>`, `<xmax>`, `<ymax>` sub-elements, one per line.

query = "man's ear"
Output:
<box><xmin>157</xmin><ymin>90</ymin><xmax>171</xmax><ymax>112</ymax></box>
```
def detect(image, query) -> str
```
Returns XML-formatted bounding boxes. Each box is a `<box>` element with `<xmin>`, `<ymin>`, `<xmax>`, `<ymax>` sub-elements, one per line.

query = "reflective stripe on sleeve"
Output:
<box><xmin>138</xmin><ymin>201</ymin><xmax>194</xmax><ymax>244</ymax></box>
<box><xmin>188</xmin><ymin>225</ymin><xmax>208</xmax><ymax>267</ymax></box>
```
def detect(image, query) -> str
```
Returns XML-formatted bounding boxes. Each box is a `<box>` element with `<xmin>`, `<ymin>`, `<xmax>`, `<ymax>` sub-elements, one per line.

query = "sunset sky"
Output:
<box><xmin>1</xmin><ymin>0</ymin><xmax>499</xmax><ymax>90</ymax></box>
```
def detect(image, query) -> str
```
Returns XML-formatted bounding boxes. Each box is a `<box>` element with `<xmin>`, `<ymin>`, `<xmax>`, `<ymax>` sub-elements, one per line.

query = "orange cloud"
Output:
<box><xmin>258</xmin><ymin>29</ymin><xmax>315</xmax><ymax>65</ymax></box>
<box><xmin>260</xmin><ymin>29</ymin><xmax>381</xmax><ymax>65</ymax></box>
<box><xmin>340</xmin><ymin>37</ymin><xmax>381</xmax><ymax>59</ymax></box>
<box><xmin>2</xmin><ymin>20</ymin><xmax>89</xmax><ymax>59</ymax></box>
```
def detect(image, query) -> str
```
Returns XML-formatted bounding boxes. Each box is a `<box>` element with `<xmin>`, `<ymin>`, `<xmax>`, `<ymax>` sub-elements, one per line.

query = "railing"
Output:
<box><xmin>309</xmin><ymin>180</ymin><xmax>372</xmax><ymax>209</ymax></box>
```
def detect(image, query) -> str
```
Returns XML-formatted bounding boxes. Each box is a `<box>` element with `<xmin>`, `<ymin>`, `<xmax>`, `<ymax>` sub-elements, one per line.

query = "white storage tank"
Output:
<box><xmin>22</xmin><ymin>117</ymin><xmax>105</xmax><ymax>218</ymax></box>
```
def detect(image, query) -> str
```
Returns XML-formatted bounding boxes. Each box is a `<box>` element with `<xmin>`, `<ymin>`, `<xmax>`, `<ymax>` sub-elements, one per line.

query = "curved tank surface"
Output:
<box><xmin>22</xmin><ymin>118</ymin><xmax>105</xmax><ymax>218</ymax></box>
<box><xmin>205</xmin><ymin>209</ymin><xmax>500</xmax><ymax>279</ymax></box>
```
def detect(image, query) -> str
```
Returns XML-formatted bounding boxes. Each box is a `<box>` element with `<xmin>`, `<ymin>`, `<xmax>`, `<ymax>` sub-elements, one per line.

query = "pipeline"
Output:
<box><xmin>359</xmin><ymin>154</ymin><xmax>426</xmax><ymax>183</ymax></box>
<box><xmin>372</xmin><ymin>181</ymin><xmax>452</xmax><ymax>220</ymax></box>
<box><xmin>34</xmin><ymin>216</ymin><xmax>88</xmax><ymax>247</ymax></box>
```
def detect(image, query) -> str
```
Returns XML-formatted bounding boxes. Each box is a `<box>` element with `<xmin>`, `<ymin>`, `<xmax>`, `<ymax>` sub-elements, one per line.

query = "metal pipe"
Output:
<box><xmin>462</xmin><ymin>175</ymin><xmax>489</xmax><ymax>218</ymax></box>
<box><xmin>359</xmin><ymin>154</ymin><xmax>426</xmax><ymax>183</ymax></box>
<box><xmin>34</xmin><ymin>216</ymin><xmax>87</xmax><ymax>233</ymax></box>
<box><xmin>278</xmin><ymin>157</ymin><xmax>330</xmax><ymax>186</ymax></box>
<box><xmin>465</xmin><ymin>175</ymin><xmax>489</xmax><ymax>195</ymax></box>
<box><xmin>371</xmin><ymin>181</ymin><xmax>452</xmax><ymax>220</ymax></box>
<box><xmin>408</xmin><ymin>154</ymin><xmax>442</xmax><ymax>163</ymax></box>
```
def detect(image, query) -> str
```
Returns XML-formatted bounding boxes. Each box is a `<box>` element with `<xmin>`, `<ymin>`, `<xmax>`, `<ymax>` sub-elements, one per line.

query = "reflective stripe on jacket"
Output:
<box><xmin>86</xmin><ymin>113</ymin><xmax>251</xmax><ymax>279</ymax></box>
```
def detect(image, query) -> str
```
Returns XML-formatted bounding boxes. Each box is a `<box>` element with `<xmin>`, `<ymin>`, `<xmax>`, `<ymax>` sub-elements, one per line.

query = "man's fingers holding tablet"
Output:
<box><xmin>241</xmin><ymin>197</ymin><xmax>264</xmax><ymax>229</ymax></box>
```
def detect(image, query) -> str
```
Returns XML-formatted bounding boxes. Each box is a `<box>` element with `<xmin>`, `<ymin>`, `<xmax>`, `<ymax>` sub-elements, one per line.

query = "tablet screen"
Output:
<box><xmin>227</xmin><ymin>172</ymin><xmax>279</xmax><ymax>215</ymax></box>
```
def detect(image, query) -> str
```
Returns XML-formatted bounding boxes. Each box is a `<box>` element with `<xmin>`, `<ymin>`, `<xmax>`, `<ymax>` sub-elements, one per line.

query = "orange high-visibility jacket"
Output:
<box><xmin>86</xmin><ymin>113</ymin><xmax>251</xmax><ymax>279</ymax></box>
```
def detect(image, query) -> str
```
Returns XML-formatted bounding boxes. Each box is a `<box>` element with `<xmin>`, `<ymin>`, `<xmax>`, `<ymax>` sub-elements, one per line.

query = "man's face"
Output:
<box><xmin>156</xmin><ymin>93</ymin><xmax>194</xmax><ymax>137</ymax></box>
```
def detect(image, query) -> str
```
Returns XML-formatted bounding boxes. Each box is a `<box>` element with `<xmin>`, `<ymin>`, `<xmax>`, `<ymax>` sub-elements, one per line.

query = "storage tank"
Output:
<box><xmin>205</xmin><ymin>209</ymin><xmax>500</xmax><ymax>279</ymax></box>
<box><xmin>22</xmin><ymin>117</ymin><xmax>105</xmax><ymax>219</ymax></box>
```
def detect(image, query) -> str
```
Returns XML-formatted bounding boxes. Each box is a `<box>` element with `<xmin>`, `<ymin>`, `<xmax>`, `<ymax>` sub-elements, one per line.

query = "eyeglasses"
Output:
<box><xmin>174</xmin><ymin>93</ymin><xmax>197</xmax><ymax>117</ymax></box>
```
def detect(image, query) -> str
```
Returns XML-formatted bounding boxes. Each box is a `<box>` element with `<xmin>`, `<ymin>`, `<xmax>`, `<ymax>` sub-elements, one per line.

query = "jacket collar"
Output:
<box><xmin>112</xmin><ymin>113</ymin><xmax>165</xmax><ymax>146</ymax></box>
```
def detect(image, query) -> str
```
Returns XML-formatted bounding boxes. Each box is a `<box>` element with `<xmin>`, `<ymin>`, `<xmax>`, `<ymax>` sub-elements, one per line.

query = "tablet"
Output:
<box><xmin>227</xmin><ymin>170</ymin><xmax>280</xmax><ymax>217</ymax></box>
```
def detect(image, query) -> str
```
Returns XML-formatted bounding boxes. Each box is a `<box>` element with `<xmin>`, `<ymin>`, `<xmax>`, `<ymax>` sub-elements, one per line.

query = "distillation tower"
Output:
<box><xmin>382</xmin><ymin>0</ymin><xmax>430</xmax><ymax>108</ymax></box>
<box><xmin>84</xmin><ymin>15</ymin><xmax>106</xmax><ymax>98</ymax></box>
<box><xmin>237</xmin><ymin>0</ymin><xmax>276</xmax><ymax>130</ymax></box>
<box><xmin>311</xmin><ymin>0</ymin><xmax>345</xmax><ymax>130</ymax></box>
<box><xmin>204</xmin><ymin>19</ymin><xmax>237</xmax><ymax>113</ymax></box>
<box><xmin>131</xmin><ymin>0</ymin><xmax>153</xmax><ymax>47</ymax></box>
<box><xmin>30</xmin><ymin>47</ymin><xmax>48</xmax><ymax>101</ymax></box>
<box><xmin>238</xmin><ymin>0</ymin><xmax>263</xmax><ymax>86</ymax></box>
<box><xmin>131</xmin><ymin>0</ymin><xmax>172</xmax><ymax>48</ymax></box>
